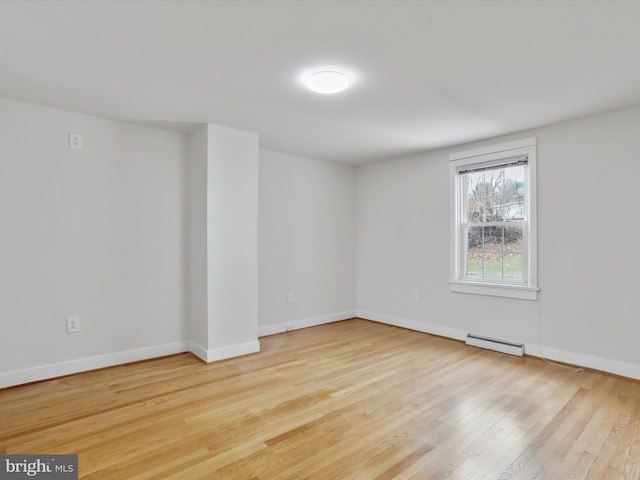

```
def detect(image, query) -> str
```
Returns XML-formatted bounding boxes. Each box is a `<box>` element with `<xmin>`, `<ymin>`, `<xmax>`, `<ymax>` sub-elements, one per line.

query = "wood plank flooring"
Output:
<box><xmin>1</xmin><ymin>319</ymin><xmax>640</xmax><ymax>479</ymax></box>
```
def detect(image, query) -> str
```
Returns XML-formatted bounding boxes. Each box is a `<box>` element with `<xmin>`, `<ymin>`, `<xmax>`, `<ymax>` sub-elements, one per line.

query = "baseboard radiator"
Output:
<box><xmin>465</xmin><ymin>333</ymin><xmax>524</xmax><ymax>357</ymax></box>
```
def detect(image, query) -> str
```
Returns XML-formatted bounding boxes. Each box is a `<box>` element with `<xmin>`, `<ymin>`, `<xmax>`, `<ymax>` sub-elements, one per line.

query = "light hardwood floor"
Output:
<box><xmin>1</xmin><ymin>319</ymin><xmax>640</xmax><ymax>479</ymax></box>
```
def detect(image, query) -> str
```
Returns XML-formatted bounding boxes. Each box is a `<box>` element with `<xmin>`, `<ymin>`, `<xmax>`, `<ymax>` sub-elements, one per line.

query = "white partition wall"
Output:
<box><xmin>187</xmin><ymin>126</ymin><xmax>209</xmax><ymax>358</ymax></box>
<box><xmin>187</xmin><ymin>124</ymin><xmax>260</xmax><ymax>362</ymax></box>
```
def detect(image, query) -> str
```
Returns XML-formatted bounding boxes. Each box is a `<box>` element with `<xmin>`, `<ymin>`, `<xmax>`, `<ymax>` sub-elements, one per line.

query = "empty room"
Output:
<box><xmin>1</xmin><ymin>1</ymin><xmax>640</xmax><ymax>479</ymax></box>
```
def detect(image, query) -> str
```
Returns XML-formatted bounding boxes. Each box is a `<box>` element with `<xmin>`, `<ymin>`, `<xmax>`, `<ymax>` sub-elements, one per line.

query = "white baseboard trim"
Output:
<box><xmin>258</xmin><ymin>310</ymin><xmax>357</xmax><ymax>337</ymax></box>
<box><xmin>193</xmin><ymin>340</ymin><xmax>261</xmax><ymax>363</ymax></box>
<box><xmin>0</xmin><ymin>341</ymin><xmax>189</xmax><ymax>389</ymax></box>
<box><xmin>357</xmin><ymin>310</ymin><xmax>467</xmax><ymax>342</ymax></box>
<box><xmin>524</xmin><ymin>344</ymin><xmax>640</xmax><ymax>380</ymax></box>
<box><xmin>186</xmin><ymin>341</ymin><xmax>209</xmax><ymax>363</ymax></box>
<box><xmin>5</xmin><ymin>314</ymin><xmax>636</xmax><ymax>388</ymax></box>
<box><xmin>357</xmin><ymin>310</ymin><xmax>640</xmax><ymax>381</ymax></box>
<box><xmin>1</xmin><ymin>338</ymin><xmax>264</xmax><ymax>388</ymax></box>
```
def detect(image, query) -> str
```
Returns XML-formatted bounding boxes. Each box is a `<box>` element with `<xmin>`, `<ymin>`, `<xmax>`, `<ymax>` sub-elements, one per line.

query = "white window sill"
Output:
<box><xmin>449</xmin><ymin>281</ymin><xmax>539</xmax><ymax>301</ymax></box>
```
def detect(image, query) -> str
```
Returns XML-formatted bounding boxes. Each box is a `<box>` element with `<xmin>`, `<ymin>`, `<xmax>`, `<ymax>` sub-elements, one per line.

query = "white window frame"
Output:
<box><xmin>449</xmin><ymin>137</ymin><xmax>538</xmax><ymax>301</ymax></box>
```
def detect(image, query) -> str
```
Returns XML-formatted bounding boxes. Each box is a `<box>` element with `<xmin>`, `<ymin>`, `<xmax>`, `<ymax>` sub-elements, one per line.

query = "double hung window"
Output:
<box><xmin>450</xmin><ymin>138</ymin><xmax>538</xmax><ymax>300</ymax></box>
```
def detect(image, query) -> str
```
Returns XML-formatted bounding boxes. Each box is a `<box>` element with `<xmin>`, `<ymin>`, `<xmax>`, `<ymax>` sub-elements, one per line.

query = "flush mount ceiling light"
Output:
<box><xmin>304</xmin><ymin>68</ymin><xmax>351</xmax><ymax>94</ymax></box>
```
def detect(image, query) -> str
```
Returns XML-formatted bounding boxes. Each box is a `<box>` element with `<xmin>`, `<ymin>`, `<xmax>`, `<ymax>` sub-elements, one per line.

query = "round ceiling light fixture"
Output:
<box><xmin>305</xmin><ymin>68</ymin><xmax>351</xmax><ymax>94</ymax></box>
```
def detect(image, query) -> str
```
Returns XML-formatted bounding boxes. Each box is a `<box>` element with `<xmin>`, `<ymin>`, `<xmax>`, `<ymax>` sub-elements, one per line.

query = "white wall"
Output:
<box><xmin>206</xmin><ymin>124</ymin><xmax>260</xmax><ymax>356</ymax></box>
<box><xmin>0</xmin><ymin>98</ymin><xmax>188</xmax><ymax>386</ymax></box>
<box><xmin>356</xmin><ymin>105</ymin><xmax>640</xmax><ymax>379</ymax></box>
<box><xmin>258</xmin><ymin>150</ymin><xmax>357</xmax><ymax>335</ymax></box>
<box><xmin>187</xmin><ymin>126</ymin><xmax>208</xmax><ymax>347</ymax></box>
<box><xmin>536</xmin><ymin>108</ymin><xmax>640</xmax><ymax>372</ymax></box>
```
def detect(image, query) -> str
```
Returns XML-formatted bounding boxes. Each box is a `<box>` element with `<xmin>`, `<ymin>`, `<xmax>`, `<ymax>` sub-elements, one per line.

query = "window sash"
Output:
<box><xmin>457</xmin><ymin>163</ymin><xmax>529</xmax><ymax>285</ymax></box>
<box><xmin>454</xmin><ymin>150</ymin><xmax>531</xmax><ymax>287</ymax></box>
<box><xmin>458</xmin><ymin>167</ymin><xmax>527</xmax><ymax>224</ymax></box>
<box><xmin>458</xmin><ymin>220</ymin><xmax>528</xmax><ymax>285</ymax></box>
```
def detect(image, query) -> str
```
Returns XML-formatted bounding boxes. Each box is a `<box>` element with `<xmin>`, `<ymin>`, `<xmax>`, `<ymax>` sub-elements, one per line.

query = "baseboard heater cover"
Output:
<box><xmin>466</xmin><ymin>333</ymin><xmax>524</xmax><ymax>357</ymax></box>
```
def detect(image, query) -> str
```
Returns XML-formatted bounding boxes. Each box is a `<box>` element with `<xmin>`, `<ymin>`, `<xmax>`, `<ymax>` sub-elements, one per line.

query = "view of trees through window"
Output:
<box><xmin>462</xmin><ymin>164</ymin><xmax>525</xmax><ymax>282</ymax></box>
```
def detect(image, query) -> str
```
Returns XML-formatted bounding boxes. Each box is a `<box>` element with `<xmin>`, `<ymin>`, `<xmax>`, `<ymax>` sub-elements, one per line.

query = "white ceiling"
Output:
<box><xmin>1</xmin><ymin>1</ymin><xmax>640</xmax><ymax>165</ymax></box>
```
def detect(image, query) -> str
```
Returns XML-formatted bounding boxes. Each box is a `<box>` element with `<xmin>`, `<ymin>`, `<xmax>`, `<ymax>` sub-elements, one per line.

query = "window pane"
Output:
<box><xmin>463</xmin><ymin>225</ymin><xmax>524</xmax><ymax>281</ymax></box>
<box><xmin>504</xmin><ymin>253</ymin><xmax>523</xmax><ymax>280</ymax></box>
<box><xmin>483</xmin><ymin>226</ymin><xmax>503</xmax><ymax>249</ymax></box>
<box><xmin>483</xmin><ymin>226</ymin><xmax>503</xmax><ymax>279</ymax></box>
<box><xmin>467</xmin><ymin>195</ymin><xmax>484</xmax><ymax>222</ymax></box>
<box><xmin>466</xmin><ymin>226</ymin><xmax>483</xmax><ymax>277</ymax></box>
<box><xmin>483</xmin><ymin>170</ymin><xmax>502</xmax><ymax>222</ymax></box>
<box><xmin>464</xmin><ymin>166</ymin><xmax>526</xmax><ymax>223</ymax></box>
<box><xmin>466</xmin><ymin>172</ymin><xmax>486</xmax><ymax>222</ymax></box>
<box><xmin>504</xmin><ymin>225</ymin><xmax>523</xmax><ymax>252</ymax></box>
<box><xmin>483</xmin><ymin>257</ymin><xmax>504</xmax><ymax>279</ymax></box>
<box><xmin>466</xmin><ymin>252</ymin><xmax>483</xmax><ymax>277</ymax></box>
<box><xmin>495</xmin><ymin>206</ymin><xmax>507</xmax><ymax>222</ymax></box>
<box><xmin>503</xmin><ymin>166</ymin><xmax>525</xmax><ymax>220</ymax></box>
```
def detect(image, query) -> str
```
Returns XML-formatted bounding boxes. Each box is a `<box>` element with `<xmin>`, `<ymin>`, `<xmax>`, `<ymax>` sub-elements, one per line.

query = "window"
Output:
<box><xmin>449</xmin><ymin>138</ymin><xmax>538</xmax><ymax>300</ymax></box>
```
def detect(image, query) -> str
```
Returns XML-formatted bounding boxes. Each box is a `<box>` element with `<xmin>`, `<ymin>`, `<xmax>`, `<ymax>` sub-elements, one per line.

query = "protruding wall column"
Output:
<box><xmin>187</xmin><ymin>124</ymin><xmax>260</xmax><ymax>361</ymax></box>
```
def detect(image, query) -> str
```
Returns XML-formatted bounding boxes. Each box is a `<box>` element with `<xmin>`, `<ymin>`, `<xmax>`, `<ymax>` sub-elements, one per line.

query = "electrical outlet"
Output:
<box><xmin>69</xmin><ymin>133</ymin><xmax>83</xmax><ymax>150</ymax></box>
<box><xmin>67</xmin><ymin>316</ymin><xmax>80</xmax><ymax>333</ymax></box>
<box><xmin>287</xmin><ymin>292</ymin><xmax>295</xmax><ymax>304</ymax></box>
<box><xmin>411</xmin><ymin>291</ymin><xmax>419</xmax><ymax>302</ymax></box>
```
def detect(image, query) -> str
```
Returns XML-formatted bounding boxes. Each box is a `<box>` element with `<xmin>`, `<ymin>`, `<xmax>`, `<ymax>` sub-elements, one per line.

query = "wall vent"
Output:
<box><xmin>466</xmin><ymin>334</ymin><xmax>524</xmax><ymax>357</ymax></box>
